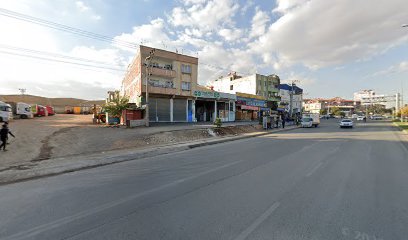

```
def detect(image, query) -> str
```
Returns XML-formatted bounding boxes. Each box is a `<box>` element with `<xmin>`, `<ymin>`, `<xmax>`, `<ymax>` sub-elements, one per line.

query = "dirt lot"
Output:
<box><xmin>0</xmin><ymin>114</ymin><xmax>93</xmax><ymax>168</ymax></box>
<box><xmin>0</xmin><ymin>114</ymin><xmax>263</xmax><ymax>171</ymax></box>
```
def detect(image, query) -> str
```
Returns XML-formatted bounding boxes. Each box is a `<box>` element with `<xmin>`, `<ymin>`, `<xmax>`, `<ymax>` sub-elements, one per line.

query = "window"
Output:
<box><xmin>182</xmin><ymin>81</ymin><xmax>191</xmax><ymax>90</ymax></box>
<box><xmin>230</xmin><ymin>85</ymin><xmax>233</xmax><ymax>90</ymax></box>
<box><xmin>264</xmin><ymin>81</ymin><xmax>267</xmax><ymax>87</ymax></box>
<box><xmin>181</xmin><ymin>64</ymin><xmax>192</xmax><ymax>74</ymax></box>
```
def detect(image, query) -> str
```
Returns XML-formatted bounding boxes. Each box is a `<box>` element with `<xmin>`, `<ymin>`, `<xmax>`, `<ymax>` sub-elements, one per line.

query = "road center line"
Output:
<box><xmin>234</xmin><ymin>202</ymin><xmax>280</xmax><ymax>240</ymax></box>
<box><xmin>306</xmin><ymin>161</ymin><xmax>323</xmax><ymax>177</ymax></box>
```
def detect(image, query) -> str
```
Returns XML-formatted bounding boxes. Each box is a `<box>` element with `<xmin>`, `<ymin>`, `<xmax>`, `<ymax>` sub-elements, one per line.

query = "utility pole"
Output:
<box><xmin>18</xmin><ymin>88</ymin><xmax>26</xmax><ymax>95</ymax></box>
<box><xmin>401</xmin><ymin>79</ymin><xmax>405</xmax><ymax>122</ymax></box>
<box><xmin>145</xmin><ymin>49</ymin><xmax>155</xmax><ymax>127</ymax></box>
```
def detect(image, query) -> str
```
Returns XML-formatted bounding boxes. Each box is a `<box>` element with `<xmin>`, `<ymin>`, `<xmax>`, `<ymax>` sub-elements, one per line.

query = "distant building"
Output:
<box><xmin>303</xmin><ymin>97</ymin><xmax>360</xmax><ymax>116</ymax></box>
<box><xmin>354</xmin><ymin>90</ymin><xmax>400</xmax><ymax>109</ymax></box>
<box><xmin>279</xmin><ymin>84</ymin><xmax>303</xmax><ymax>115</ymax></box>
<box><xmin>209</xmin><ymin>72</ymin><xmax>281</xmax><ymax>110</ymax></box>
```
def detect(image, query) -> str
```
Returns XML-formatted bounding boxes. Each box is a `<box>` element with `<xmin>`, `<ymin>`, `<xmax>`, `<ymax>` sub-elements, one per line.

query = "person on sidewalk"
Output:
<box><xmin>0</xmin><ymin>124</ymin><xmax>15</xmax><ymax>151</ymax></box>
<box><xmin>282</xmin><ymin>117</ymin><xmax>286</xmax><ymax>129</ymax></box>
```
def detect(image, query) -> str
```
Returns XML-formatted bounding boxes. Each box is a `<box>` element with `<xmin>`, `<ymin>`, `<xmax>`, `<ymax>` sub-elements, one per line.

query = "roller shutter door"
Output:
<box><xmin>173</xmin><ymin>99</ymin><xmax>186</xmax><ymax>122</ymax></box>
<box><xmin>149</xmin><ymin>98</ymin><xmax>170</xmax><ymax>122</ymax></box>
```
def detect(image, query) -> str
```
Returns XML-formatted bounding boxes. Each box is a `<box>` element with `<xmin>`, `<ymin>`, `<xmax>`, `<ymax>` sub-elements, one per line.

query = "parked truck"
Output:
<box><xmin>0</xmin><ymin>101</ymin><xmax>13</xmax><ymax>122</ymax></box>
<box><xmin>32</xmin><ymin>104</ymin><xmax>48</xmax><ymax>117</ymax></box>
<box><xmin>46</xmin><ymin>105</ymin><xmax>55</xmax><ymax>116</ymax></box>
<box><xmin>6</xmin><ymin>102</ymin><xmax>33</xmax><ymax>119</ymax></box>
<box><xmin>302</xmin><ymin>113</ymin><xmax>320</xmax><ymax>127</ymax></box>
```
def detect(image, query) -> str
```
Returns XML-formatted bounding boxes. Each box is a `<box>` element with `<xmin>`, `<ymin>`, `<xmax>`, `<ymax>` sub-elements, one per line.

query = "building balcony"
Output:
<box><xmin>150</xmin><ymin>67</ymin><xmax>176</xmax><ymax>78</ymax></box>
<box><xmin>142</xmin><ymin>85</ymin><xmax>178</xmax><ymax>95</ymax></box>
<box><xmin>268</xmin><ymin>96</ymin><xmax>281</xmax><ymax>102</ymax></box>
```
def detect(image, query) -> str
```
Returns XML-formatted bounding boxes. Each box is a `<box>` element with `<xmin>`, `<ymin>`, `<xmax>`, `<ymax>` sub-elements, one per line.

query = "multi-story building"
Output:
<box><xmin>121</xmin><ymin>45</ymin><xmax>198</xmax><ymax>123</ymax></box>
<box><xmin>303</xmin><ymin>97</ymin><xmax>359</xmax><ymax>116</ymax></box>
<box><xmin>121</xmin><ymin>45</ymin><xmax>236</xmax><ymax>123</ymax></box>
<box><xmin>279</xmin><ymin>84</ymin><xmax>303</xmax><ymax>115</ymax></box>
<box><xmin>209</xmin><ymin>72</ymin><xmax>281</xmax><ymax>109</ymax></box>
<box><xmin>354</xmin><ymin>90</ymin><xmax>401</xmax><ymax>109</ymax></box>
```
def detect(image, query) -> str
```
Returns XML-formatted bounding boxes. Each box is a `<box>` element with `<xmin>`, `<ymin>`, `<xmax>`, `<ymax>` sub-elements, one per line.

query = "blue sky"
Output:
<box><xmin>0</xmin><ymin>0</ymin><xmax>407</xmax><ymax>101</ymax></box>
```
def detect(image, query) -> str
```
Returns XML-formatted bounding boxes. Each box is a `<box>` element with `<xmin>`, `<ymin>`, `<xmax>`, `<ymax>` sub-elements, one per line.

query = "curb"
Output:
<box><xmin>0</xmin><ymin>126</ymin><xmax>299</xmax><ymax>185</ymax></box>
<box><xmin>393</xmin><ymin>122</ymin><xmax>408</xmax><ymax>133</ymax></box>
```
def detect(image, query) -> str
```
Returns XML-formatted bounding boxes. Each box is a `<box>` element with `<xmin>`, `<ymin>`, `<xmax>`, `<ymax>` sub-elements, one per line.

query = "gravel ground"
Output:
<box><xmin>0</xmin><ymin>114</ymin><xmax>93</xmax><ymax>169</ymax></box>
<box><xmin>0</xmin><ymin>115</ymin><xmax>263</xmax><ymax>171</ymax></box>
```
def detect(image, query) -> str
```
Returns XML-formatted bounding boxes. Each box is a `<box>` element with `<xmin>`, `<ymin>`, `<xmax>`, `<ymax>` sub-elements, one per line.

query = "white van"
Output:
<box><xmin>302</xmin><ymin>113</ymin><xmax>320</xmax><ymax>127</ymax></box>
<box><xmin>0</xmin><ymin>101</ymin><xmax>13</xmax><ymax>122</ymax></box>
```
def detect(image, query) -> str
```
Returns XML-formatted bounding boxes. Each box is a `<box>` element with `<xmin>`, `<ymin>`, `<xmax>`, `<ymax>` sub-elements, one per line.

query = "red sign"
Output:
<box><xmin>241</xmin><ymin>105</ymin><xmax>259</xmax><ymax>111</ymax></box>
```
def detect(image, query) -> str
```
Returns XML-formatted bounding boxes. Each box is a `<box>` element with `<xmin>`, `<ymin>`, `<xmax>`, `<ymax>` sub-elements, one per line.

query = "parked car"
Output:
<box><xmin>356</xmin><ymin>116</ymin><xmax>366</xmax><ymax>121</ymax></box>
<box><xmin>371</xmin><ymin>115</ymin><xmax>383</xmax><ymax>120</ymax></box>
<box><xmin>339</xmin><ymin>119</ymin><xmax>354</xmax><ymax>128</ymax></box>
<box><xmin>301</xmin><ymin>117</ymin><xmax>314</xmax><ymax>128</ymax></box>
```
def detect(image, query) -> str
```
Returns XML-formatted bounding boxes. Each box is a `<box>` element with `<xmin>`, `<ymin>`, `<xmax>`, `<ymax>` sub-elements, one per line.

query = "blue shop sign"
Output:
<box><xmin>237</xmin><ymin>97</ymin><xmax>267</xmax><ymax>107</ymax></box>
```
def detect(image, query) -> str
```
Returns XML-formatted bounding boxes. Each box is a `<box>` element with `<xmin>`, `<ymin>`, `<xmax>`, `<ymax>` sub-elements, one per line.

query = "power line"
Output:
<box><xmin>0</xmin><ymin>50</ymin><xmax>126</xmax><ymax>72</ymax></box>
<box><xmin>0</xmin><ymin>8</ymin><xmax>254</xmax><ymax>77</ymax></box>
<box><xmin>0</xmin><ymin>8</ymin><xmax>139</xmax><ymax>49</ymax></box>
<box><xmin>0</xmin><ymin>44</ymin><xmax>125</xmax><ymax>68</ymax></box>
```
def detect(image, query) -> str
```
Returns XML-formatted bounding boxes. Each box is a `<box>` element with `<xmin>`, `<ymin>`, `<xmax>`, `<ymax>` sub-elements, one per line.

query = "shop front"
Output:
<box><xmin>146</xmin><ymin>94</ymin><xmax>194</xmax><ymax>123</ymax></box>
<box><xmin>194</xmin><ymin>90</ymin><xmax>236</xmax><ymax>122</ymax></box>
<box><xmin>236</xmin><ymin>93</ymin><xmax>268</xmax><ymax>121</ymax></box>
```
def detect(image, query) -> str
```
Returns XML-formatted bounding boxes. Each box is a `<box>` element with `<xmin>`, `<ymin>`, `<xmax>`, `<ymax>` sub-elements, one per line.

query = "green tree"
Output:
<box><xmin>330</xmin><ymin>107</ymin><xmax>341</xmax><ymax>116</ymax></box>
<box><xmin>104</xmin><ymin>92</ymin><xmax>129</xmax><ymax>118</ymax></box>
<box><xmin>320</xmin><ymin>109</ymin><xmax>327</xmax><ymax>115</ymax></box>
<box><xmin>401</xmin><ymin>106</ymin><xmax>408</xmax><ymax>117</ymax></box>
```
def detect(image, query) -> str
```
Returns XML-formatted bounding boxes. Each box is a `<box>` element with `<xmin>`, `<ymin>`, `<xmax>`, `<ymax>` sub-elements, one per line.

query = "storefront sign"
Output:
<box><xmin>194</xmin><ymin>90</ymin><xmax>220</xmax><ymax>99</ymax></box>
<box><xmin>194</xmin><ymin>91</ymin><xmax>236</xmax><ymax>100</ymax></box>
<box><xmin>237</xmin><ymin>97</ymin><xmax>267</xmax><ymax>107</ymax></box>
<box><xmin>241</xmin><ymin>105</ymin><xmax>259</xmax><ymax>111</ymax></box>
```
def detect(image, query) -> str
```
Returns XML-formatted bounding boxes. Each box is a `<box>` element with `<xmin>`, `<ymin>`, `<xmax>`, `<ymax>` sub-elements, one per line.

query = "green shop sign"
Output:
<box><xmin>193</xmin><ymin>90</ymin><xmax>221</xmax><ymax>99</ymax></box>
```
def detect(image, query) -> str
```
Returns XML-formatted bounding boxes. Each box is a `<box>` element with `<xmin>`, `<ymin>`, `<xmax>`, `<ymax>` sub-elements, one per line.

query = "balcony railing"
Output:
<box><xmin>150</xmin><ymin>67</ymin><xmax>176</xmax><ymax>78</ymax></box>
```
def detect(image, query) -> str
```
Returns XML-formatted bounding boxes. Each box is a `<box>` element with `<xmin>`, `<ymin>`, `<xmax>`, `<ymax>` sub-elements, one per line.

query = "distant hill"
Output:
<box><xmin>0</xmin><ymin>94</ymin><xmax>105</xmax><ymax>107</ymax></box>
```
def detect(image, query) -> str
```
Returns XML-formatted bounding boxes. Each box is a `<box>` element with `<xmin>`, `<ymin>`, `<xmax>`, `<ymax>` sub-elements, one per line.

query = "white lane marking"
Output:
<box><xmin>306</xmin><ymin>162</ymin><xmax>323</xmax><ymax>177</ymax></box>
<box><xmin>3</xmin><ymin>159</ymin><xmax>248</xmax><ymax>240</ymax></box>
<box><xmin>234</xmin><ymin>202</ymin><xmax>280</xmax><ymax>240</ymax></box>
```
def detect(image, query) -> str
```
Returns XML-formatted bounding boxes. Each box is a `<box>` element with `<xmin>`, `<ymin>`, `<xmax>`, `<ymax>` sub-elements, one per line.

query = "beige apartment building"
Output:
<box><xmin>121</xmin><ymin>45</ymin><xmax>198</xmax><ymax>122</ymax></box>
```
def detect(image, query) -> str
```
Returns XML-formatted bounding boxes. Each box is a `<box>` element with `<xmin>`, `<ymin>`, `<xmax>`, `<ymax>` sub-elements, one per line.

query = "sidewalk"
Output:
<box><xmin>0</xmin><ymin>125</ymin><xmax>298</xmax><ymax>185</ymax></box>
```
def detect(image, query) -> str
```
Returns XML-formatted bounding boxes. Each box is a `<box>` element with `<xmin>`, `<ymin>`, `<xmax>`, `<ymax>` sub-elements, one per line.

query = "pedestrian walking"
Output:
<box><xmin>0</xmin><ymin>124</ymin><xmax>15</xmax><ymax>151</ymax></box>
<box><xmin>282</xmin><ymin>117</ymin><xmax>286</xmax><ymax>129</ymax></box>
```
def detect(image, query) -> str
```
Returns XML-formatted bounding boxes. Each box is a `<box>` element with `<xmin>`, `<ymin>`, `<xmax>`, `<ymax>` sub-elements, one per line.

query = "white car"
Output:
<box><xmin>301</xmin><ymin>117</ymin><xmax>314</xmax><ymax>128</ymax></box>
<box><xmin>356</xmin><ymin>116</ymin><xmax>366</xmax><ymax>121</ymax></box>
<box><xmin>339</xmin><ymin>119</ymin><xmax>354</xmax><ymax>128</ymax></box>
<box><xmin>371</xmin><ymin>115</ymin><xmax>383</xmax><ymax>120</ymax></box>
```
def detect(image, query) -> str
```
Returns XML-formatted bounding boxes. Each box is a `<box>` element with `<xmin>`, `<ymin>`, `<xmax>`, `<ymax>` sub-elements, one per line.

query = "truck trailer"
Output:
<box><xmin>6</xmin><ymin>102</ymin><xmax>33</xmax><ymax>119</ymax></box>
<box><xmin>0</xmin><ymin>101</ymin><xmax>13</xmax><ymax>122</ymax></box>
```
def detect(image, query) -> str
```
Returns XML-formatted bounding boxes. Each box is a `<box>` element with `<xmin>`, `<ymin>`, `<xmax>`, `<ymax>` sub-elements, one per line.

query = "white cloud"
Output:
<box><xmin>370</xmin><ymin>60</ymin><xmax>408</xmax><ymax>77</ymax></box>
<box><xmin>75</xmin><ymin>1</ymin><xmax>101</xmax><ymax>21</ymax></box>
<box><xmin>241</xmin><ymin>0</ymin><xmax>255</xmax><ymax>15</ymax></box>
<box><xmin>249</xmin><ymin>7</ymin><xmax>270</xmax><ymax>38</ymax></box>
<box><xmin>218</xmin><ymin>28</ymin><xmax>243</xmax><ymax>42</ymax></box>
<box><xmin>273</xmin><ymin>0</ymin><xmax>306</xmax><ymax>13</ymax></box>
<box><xmin>255</xmin><ymin>0</ymin><xmax>408</xmax><ymax>69</ymax></box>
<box><xmin>114</xmin><ymin>18</ymin><xmax>177</xmax><ymax>52</ymax></box>
<box><xmin>75</xmin><ymin>1</ymin><xmax>89</xmax><ymax>12</ymax></box>
<box><xmin>169</xmin><ymin>0</ymin><xmax>240</xmax><ymax>33</ymax></box>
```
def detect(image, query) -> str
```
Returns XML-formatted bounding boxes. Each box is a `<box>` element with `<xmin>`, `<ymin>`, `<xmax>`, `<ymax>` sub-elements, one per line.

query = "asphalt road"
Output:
<box><xmin>1</xmin><ymin>119</ymin><xmax>407</xmax><ymax>240</ymax></box>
